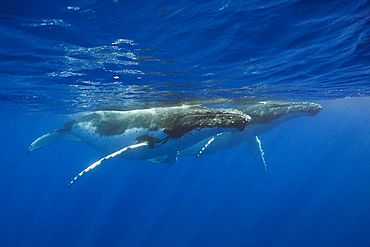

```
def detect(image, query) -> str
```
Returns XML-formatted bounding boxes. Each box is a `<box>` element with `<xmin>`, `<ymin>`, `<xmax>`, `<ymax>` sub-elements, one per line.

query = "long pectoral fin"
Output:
<box><xmin>196</xmin><ymin>133</ymin><xmax>223</xmax><ymax>159</ymax></box>
<box><xmin>28</xmin><ymin>129</ymin><xmax>66</xmax><ymax>156</ymax></box>
<box><xmin>247</xmin><ymin>136</ymin><xmax>267</xmax><ymax>175</ymax></box>
<box><xmin>68</xmin><ymin>142</ymin><xmax>149</xmax><ymax>187</ymax></box>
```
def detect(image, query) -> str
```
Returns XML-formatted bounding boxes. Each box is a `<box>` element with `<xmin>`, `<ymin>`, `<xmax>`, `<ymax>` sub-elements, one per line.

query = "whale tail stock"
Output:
<box><xmin>27</xmin><ymin>129</ymin><xmax>83</xmax><ymax>156</ymax></box>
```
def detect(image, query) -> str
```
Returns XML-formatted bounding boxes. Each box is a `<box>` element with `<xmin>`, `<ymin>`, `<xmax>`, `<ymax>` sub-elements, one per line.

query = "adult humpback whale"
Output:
<box><xmin>27</xmin><ymin>105</ymin><xmax>251</xmax><ymax>186</ymax></box>
<box><xmin>177</xmin><ymin>100</ymin><xmax>323</xmax><ymax>174</ymax></box>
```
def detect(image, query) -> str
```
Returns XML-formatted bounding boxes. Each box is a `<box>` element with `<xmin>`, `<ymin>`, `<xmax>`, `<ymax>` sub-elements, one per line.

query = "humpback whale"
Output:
<box><xmin>177</xmin><ymin>100</ymin><xmax>323</xmax><ymax>174</ymax></box>
<box><xmin>27</xmin><ymin>105</ymin><xmax>251</xmax><ymax>186</ymax></box>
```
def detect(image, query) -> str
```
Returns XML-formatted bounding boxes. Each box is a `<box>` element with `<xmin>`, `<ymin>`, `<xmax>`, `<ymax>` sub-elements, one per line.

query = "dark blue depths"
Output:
<box><xmin>1</xmin><ymin>99</ymin><xmax>370</xmax><ymax>247</ymax></box>
<box><xmin>1</xmin><ymin>0</ymin><xmax>370</xmax><ymax>246</ymax></box>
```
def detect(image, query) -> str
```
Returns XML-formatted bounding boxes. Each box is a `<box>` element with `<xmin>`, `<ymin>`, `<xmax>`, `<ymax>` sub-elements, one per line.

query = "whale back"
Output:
<box><xmin>236</xmin><ymin>100</ymin><xmax>323</xmax><ymax>125</ymax></box>
<box><xmin>62</xmin><ymin>106</ymin><xmax>251</xmax><ymax>139</ymax></box>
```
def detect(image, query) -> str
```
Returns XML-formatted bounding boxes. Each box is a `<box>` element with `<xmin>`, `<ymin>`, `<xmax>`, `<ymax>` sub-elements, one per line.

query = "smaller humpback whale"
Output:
<box><xmin>177</xmin><ymin>100</ymin><xmax>323</xmax><ymax>174</ymax></box>
<box><xmin>27</xmin><ymin>105</ymin><xmax>251</xmax><ymax>186</ymax></box>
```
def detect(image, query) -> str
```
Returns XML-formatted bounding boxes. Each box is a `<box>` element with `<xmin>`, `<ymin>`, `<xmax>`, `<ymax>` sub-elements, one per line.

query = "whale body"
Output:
<box><xmin>27</xmin><ymin>105</ymin><xmax>251</xmax><ymax>186</ymax></box>
<box><xmin>27</xmin><ymin>100</ymin><xmax>322</xmax><ymax>186</ymax></box>
<box><xmin>177</xmin><ymin>100</ymin><xmax>323</xmax><ymax>174</ymax></box>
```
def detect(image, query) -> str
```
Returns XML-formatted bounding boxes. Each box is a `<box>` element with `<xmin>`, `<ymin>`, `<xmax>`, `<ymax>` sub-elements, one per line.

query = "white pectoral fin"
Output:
<box><xmin>68</xmin><ymin>142</ymin><xmax>149</xmax><ymax>187</ymax></box>
<box><xmin>27</xmin><ymin>129</ymin><xmax>66</xmax><ymax>156</ymax></box>
<box><xmin>247</xmin><ymin>136</ymin><xmax>267</xmax><ymax>175</ymax></box>
<box><xmin>196</xmin><ymin>133</ymin><xmax>223</xmax><ymax>159</ymax></box>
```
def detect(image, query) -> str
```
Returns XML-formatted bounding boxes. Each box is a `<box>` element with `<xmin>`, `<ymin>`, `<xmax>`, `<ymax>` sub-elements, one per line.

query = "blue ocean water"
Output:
<box><xmin>1</xmin><ymin>0</ymin><xmax>370</xmax><ymax>246</ymax></box>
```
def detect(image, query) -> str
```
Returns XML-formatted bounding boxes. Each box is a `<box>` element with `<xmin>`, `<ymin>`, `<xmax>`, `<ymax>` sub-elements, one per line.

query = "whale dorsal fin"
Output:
<box><xmin>68</xmin><ymin>142</ymin><xmax>149</xmax><ymax>187</ymax></box>
<box><xmin>247</xmin><ymin>136</ymin><xmax>267</xmax><ymax>175</ymax></box>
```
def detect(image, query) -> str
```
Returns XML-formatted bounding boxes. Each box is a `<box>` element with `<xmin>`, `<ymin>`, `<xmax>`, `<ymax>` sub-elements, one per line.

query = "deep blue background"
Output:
<box><xmin>1</xmin><ymin>98</ymin><xmax>370</xmax><ymax>246</ymax></box>
<box><xmin>1</xmin><ymin>0</ymin><xmax>370</xmax><ymax>246</ymax></box>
